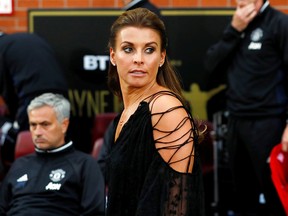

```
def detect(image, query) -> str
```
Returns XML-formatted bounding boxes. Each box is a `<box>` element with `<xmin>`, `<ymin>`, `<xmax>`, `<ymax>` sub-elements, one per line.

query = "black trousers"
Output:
<box><xmin>226</xmin><ymin>116</ymin><xmax>286</xmax><ymax>216</ymax></box>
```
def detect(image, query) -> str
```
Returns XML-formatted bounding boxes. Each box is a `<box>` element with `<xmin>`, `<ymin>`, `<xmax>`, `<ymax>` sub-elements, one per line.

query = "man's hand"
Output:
<box><xmin>231</xmin><ymin>3</ymin><xmax>257</xmax><ymax>32</ymax></box>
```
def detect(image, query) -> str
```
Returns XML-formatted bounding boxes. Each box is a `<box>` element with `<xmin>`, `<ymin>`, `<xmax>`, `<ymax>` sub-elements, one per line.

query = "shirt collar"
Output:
<box><xmin>260</xmin><ymin>0</ymin><xmax>269</xmax><ymax>14</ymax></box>
<box><xmin>35</xmin><ymin>141</ymin><xmax>73</xmax><ymax>154</ymax></box>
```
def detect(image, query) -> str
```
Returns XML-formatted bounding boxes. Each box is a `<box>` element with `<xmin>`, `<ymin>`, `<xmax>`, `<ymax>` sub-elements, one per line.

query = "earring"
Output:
<box><xmin>159</xmin><ymin>64</ymin><xmax>162</xmax><ymax>67</ymax></box>
<box><xmin>112</xmin><ymin>62</ymin><xmax>116</xmax><ymax>66</ymax></box>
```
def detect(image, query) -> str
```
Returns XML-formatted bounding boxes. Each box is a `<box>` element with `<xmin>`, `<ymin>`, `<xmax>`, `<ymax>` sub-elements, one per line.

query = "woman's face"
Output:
<box><xmin>110</xmin><ymin>26</ymin><xmax>165</xmax><ymax>91</ymax></box>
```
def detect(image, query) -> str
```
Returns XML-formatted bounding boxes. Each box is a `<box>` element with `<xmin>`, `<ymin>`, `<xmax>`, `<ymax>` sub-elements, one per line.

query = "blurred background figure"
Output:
<box><xmin>123</xmin><ymin>0</ymin><xmax>162</xmax><ymax>18</ymax></box>
<box><xmin>0</xmin><ymin>32</ymin><xmax>68</xmax><ymax>165</ymax></box>
<box><xmin>205</xmin><ymin>0</ymin><xmax>288</xmax><ymax>215</ymax></box>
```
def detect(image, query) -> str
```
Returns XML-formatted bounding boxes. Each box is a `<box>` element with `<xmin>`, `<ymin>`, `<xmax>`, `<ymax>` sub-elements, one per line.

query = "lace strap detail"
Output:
<box><xmin>149</xmin><ymin>91</ymin><xmax>197</xmax><ymax>173</ymax></box>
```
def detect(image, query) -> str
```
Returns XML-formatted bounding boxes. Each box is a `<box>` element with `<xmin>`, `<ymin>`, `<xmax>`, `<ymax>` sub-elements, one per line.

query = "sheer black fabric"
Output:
<box><xmin>106</xmin><ymin>91</ymin><xmax>205</xmax><ymax>216</ymax></box>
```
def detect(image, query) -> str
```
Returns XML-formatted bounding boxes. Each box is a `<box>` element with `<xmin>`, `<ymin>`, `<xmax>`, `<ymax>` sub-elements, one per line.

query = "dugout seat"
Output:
<box><xmin>91</xmin><ymin>112</ymin><xmax>118</xmax><ymax>145</ymax></box>
<box><xmin>14</xmin><ymin>130</ymin><xmax>34</xmax><ymax>159</ymax></box>
<box><xmin>91</xmin><ymin>138</ymin><xmax>104</xmax><ymax>159</ymax></box>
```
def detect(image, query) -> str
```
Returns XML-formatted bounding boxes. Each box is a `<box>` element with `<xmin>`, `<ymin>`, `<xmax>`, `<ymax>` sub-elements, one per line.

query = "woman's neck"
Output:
<box><xmin>122</xmin><ymin>81</ymin><xmax>157</xmax><ymax>108</ymax></box>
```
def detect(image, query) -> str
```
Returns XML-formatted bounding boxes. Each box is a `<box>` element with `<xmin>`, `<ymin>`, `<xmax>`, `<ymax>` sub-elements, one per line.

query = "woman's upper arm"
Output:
<box><xmin>151</xmin><ymin>94</ymin><xmax>195</xmax><ymax>173</ymax></box>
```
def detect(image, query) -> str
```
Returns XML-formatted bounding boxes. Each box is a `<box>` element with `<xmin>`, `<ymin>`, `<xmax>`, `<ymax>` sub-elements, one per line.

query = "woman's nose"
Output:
<box><xmin>133</xmin><ymin>52</ymin><xmax>143</xmax><ymax>65</ymax></box>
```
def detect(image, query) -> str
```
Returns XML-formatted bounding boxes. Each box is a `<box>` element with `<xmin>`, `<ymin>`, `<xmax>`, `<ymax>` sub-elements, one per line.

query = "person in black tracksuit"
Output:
<box><xmin>0</xmin><ymin>32</ymin><xmax>68</xmax><ymax>163</ymax></box>
<box><xmin>205</xmin><ymin>0</ymin><xmax>288</xmax><ymax>215</ymax></box>
<box><xmin>0</xmin><ymin>93</ymin><xmax>105</xmax><ymax>215</ymax></box>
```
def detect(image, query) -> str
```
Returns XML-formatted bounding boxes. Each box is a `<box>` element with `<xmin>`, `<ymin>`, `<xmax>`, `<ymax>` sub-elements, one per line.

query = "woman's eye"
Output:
<box><xmin>145</xmin><ymin>47</ymin><xmax>155</xmax><ymax>54</ymax></box>
<box><xmin>123</xmin><ymin>47</ymin><xmax>132</xmax><ymax>53</ymax></box>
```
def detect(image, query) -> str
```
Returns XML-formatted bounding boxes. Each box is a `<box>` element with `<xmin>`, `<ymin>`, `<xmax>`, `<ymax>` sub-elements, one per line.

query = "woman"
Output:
<box><xmin>105</xmin><ymin>8</ymin><xmax>205</xmax><ymax>215</ymax></box>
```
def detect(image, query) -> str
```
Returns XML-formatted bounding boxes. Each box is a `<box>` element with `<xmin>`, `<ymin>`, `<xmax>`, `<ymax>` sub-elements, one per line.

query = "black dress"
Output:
<box><xmin>106</xmin><ymin>91</ymin><xmax>205</xmax><ymax>216</ymax></box>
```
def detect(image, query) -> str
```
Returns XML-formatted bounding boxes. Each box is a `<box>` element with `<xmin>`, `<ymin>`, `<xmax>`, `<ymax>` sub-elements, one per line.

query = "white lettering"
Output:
<box><xmin>83</xmin><ymin>55</ymin><xmax>110</xmax><ymax>71</ymax></box>
<box><xmin>45</xmin><ymin>182</ymin><xmax>62</xmax><ymax>190</ymax></box>
<box><xmin>248</xmin><ymin>42</ymin><xmax>262</xmax><ymax>50</ymax></box>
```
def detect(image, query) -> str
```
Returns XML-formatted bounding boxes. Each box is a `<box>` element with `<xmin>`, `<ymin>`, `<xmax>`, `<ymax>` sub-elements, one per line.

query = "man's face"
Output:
<box><xmin>28</xmin><ymin>105</ymin><xmax>69</xmax><ymax>150</ymax></box>
<box><xmin>236</xmin><ymin>0</ymin><xmax>257</xmax><ymax>8</ymax></box>
<box><xmin>122</xmin><ymin>0</ymin><xmax>132</xmax><ymax>5</ymax></box>
<box><xmin>236</xmin><ymin>0</ymin><xmax>263</xmax><ymax>12</ymax></box>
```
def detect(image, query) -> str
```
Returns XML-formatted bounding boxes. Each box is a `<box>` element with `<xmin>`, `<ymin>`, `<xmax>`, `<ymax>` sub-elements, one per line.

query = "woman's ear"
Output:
<box><xmin>160</xmin><ymin>50</ymin><xmax>166</xmax><ymax>66</ymax></box>
<box><xmin>110</xmin><ymin>48</ymin><xmax>116</xmax><ymax>66</ymax></box>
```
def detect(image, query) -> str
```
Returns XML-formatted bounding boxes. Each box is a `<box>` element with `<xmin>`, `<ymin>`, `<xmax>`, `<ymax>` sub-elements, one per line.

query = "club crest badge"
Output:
<box><xmin>49</xmin><ymin>169</ymin><xmax>66</xmax><ymax>182</ymax></box>
<box><xmin>248</xmin><ymin>28</ymin><xmax>263</xmax><ymax>50</ymax></box>
<box><xmin>250</xmin><ymin>28</ymin><xmax>263</xmax><ymax>42</ymax></box>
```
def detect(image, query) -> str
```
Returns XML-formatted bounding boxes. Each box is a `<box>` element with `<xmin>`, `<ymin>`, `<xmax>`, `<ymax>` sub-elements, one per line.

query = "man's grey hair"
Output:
<box><xmin>27</xmin><ymin>93</ymin><xmax>70</xmax><ymax>123</ymax></box>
